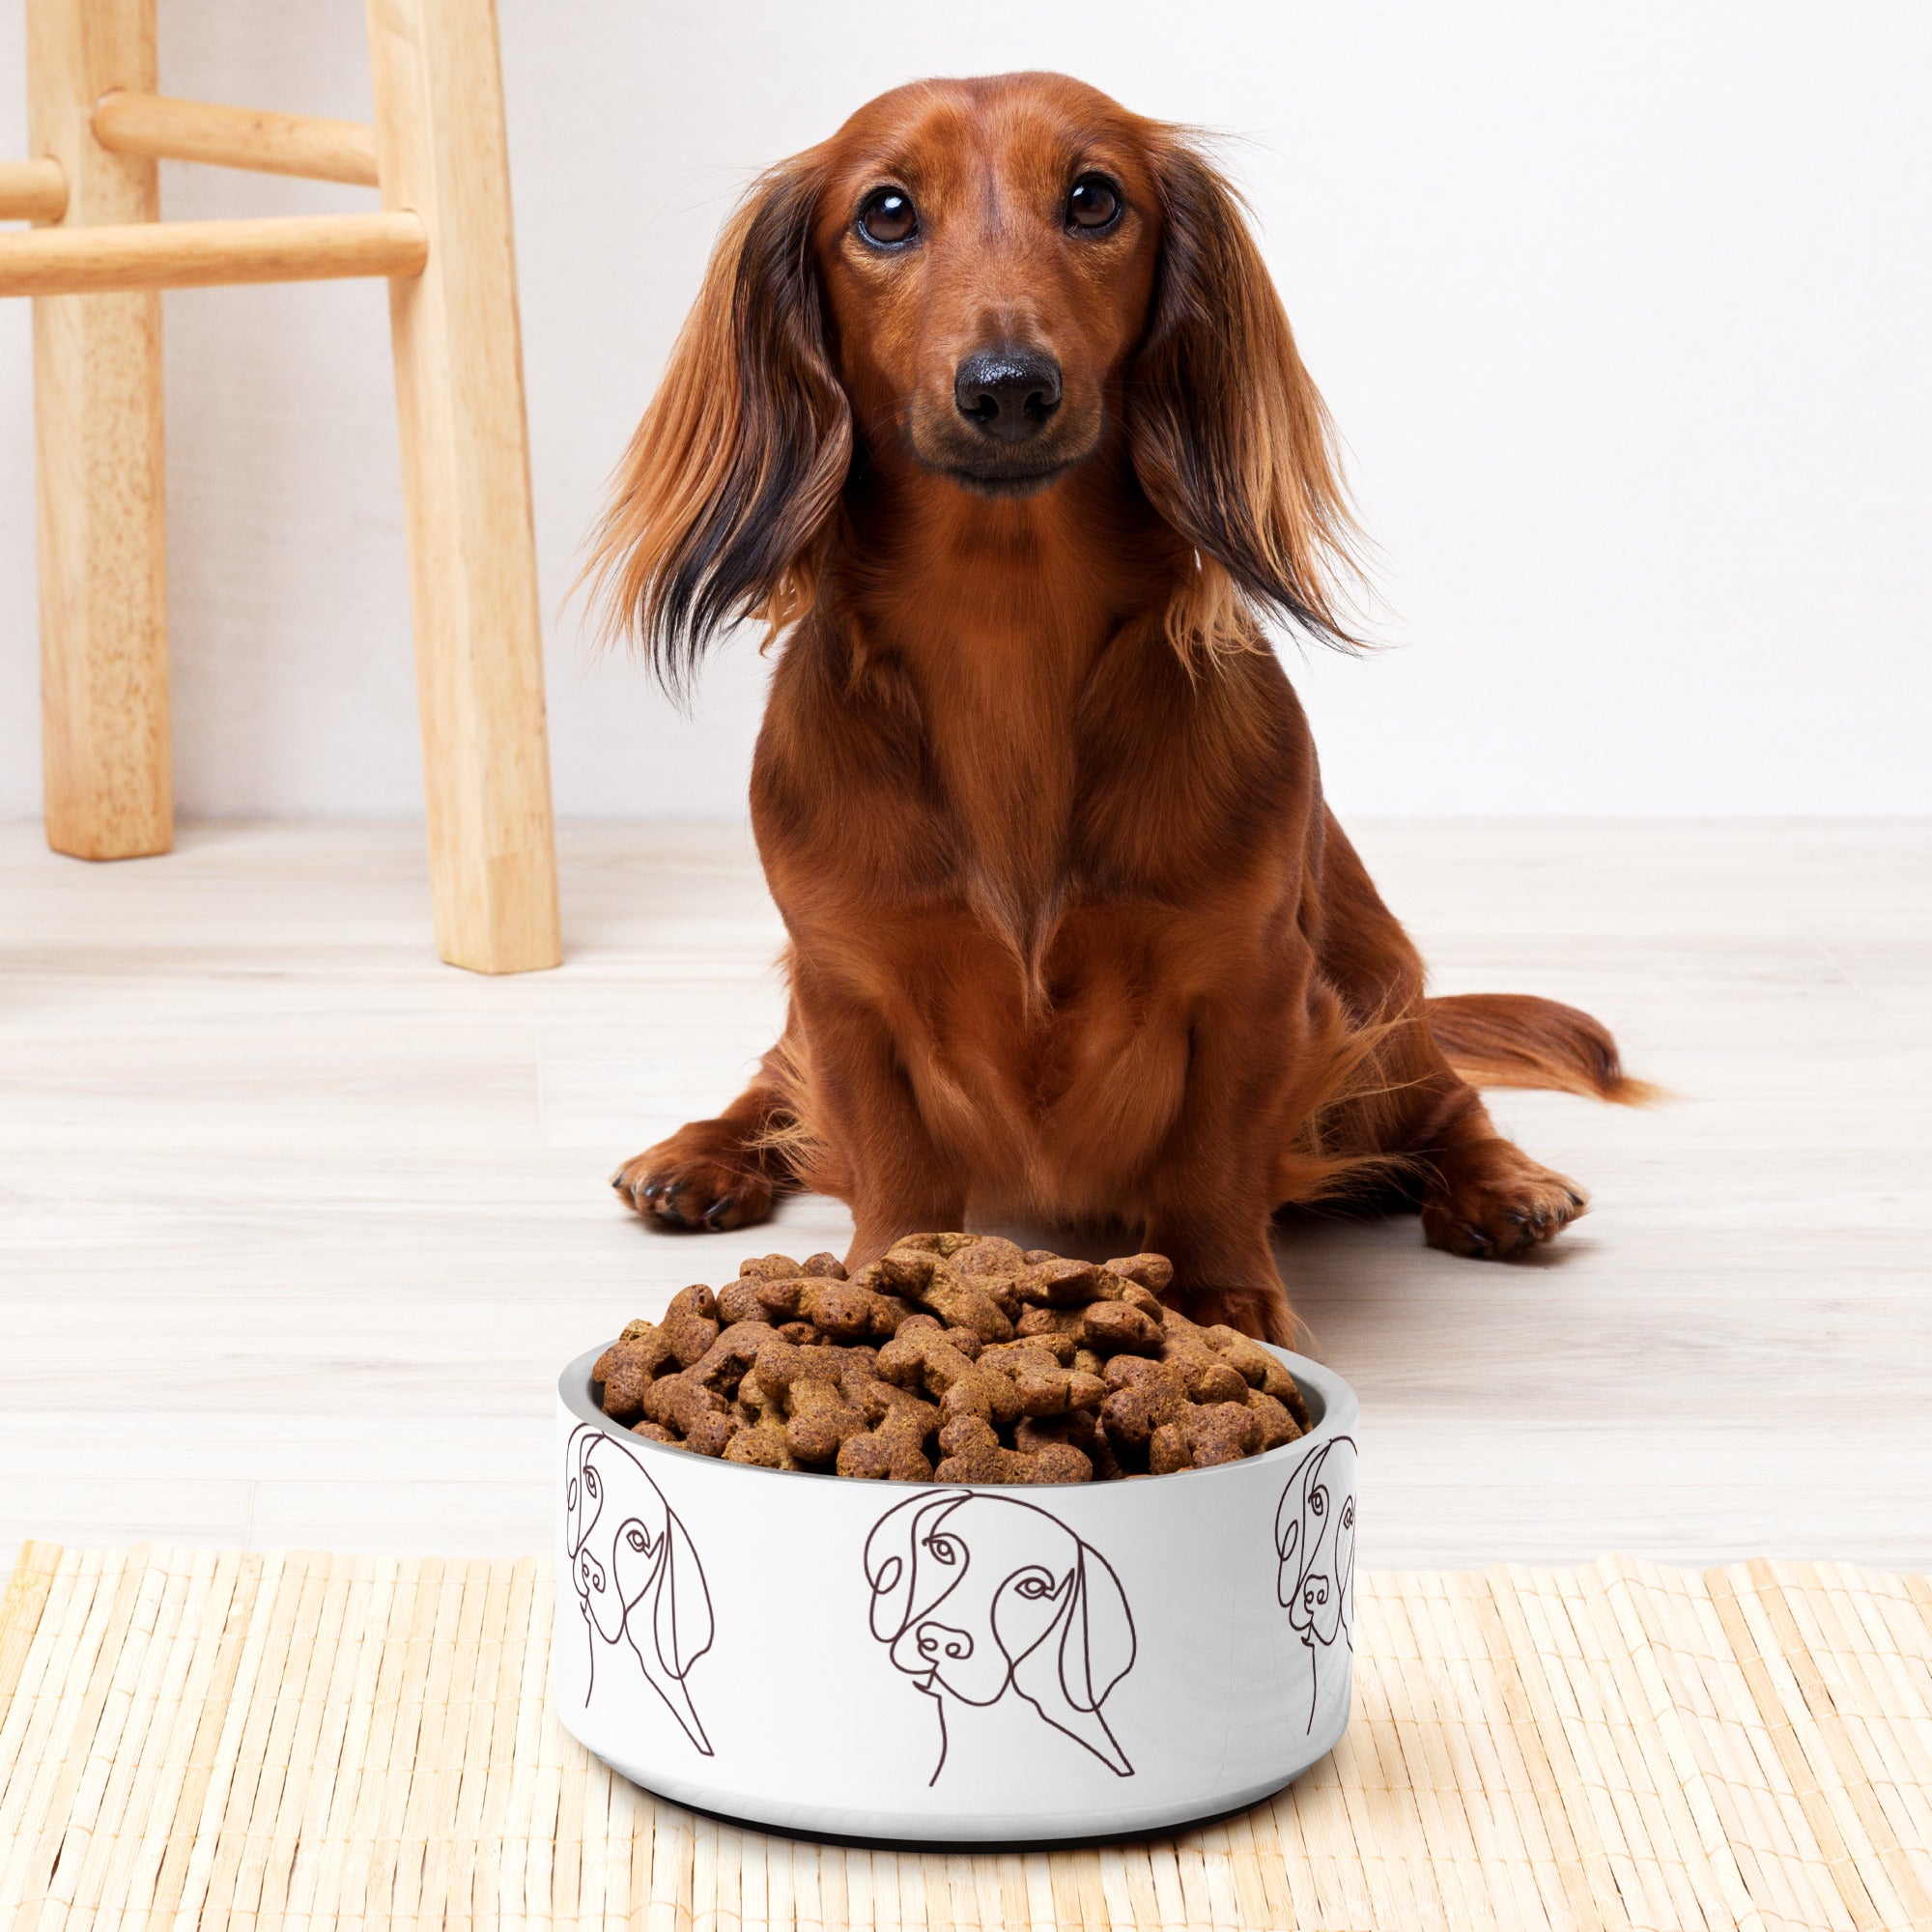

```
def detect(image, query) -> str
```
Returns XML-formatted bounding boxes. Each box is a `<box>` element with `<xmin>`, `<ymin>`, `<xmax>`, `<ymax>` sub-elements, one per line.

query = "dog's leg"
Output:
<box><xmin>1409</xmin><ymin>1083</ymin><xmax>1589</xmax><ymax>1259</ymax></box>
<box><xmin>1138</xmin><ymin>1005</ymin><xmax>1300</xmax><ymax>1344</ymax></box>
<box><xmin>789</xmin><ymin>970</ymin><xmax>965</xmax><ymax>1270</ymax></box>
<box><xmin>1143</xmin><ymin>1209</ymin><xmax>1293</xmax><ymax>1346</ymax></box>
<box><xmin>611</xmin><ymin>1039</ymin><xmax>799</xmax><ymax>1232</ymax></box>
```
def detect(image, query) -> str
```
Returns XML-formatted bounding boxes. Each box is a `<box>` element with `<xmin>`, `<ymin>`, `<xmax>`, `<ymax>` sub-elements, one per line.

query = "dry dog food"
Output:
<box><xmin>590</xmin><ymin>1235</ymin><xmax>1311</xmax><ymax>1484</ymax></box>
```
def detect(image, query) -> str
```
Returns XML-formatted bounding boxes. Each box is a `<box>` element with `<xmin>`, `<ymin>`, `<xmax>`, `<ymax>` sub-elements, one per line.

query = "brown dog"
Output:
<box><xmin>590</xmin><ymin>72</ymin><xmax>1649</xmax><ymax>1343</ymax></box>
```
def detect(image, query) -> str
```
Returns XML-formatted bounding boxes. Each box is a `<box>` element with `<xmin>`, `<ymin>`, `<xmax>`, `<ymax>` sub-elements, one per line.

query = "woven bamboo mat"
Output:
<box><xmin>3</xmin><ymin>1547</ymin><xmax>1931</xmax><ymax>1932</ymax></box>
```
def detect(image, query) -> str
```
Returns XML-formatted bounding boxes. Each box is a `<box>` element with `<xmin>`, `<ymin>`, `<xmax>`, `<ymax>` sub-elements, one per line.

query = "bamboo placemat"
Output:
<box><xmin>3</xmin><ymin>1546</ymin><xmax>1930</xmax><ymax>1930</ymax></box>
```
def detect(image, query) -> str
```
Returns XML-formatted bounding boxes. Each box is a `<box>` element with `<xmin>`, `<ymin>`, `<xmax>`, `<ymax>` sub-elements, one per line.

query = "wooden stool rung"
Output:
<box><xmin>91</xmin><ymin>90</ymin><xmax>380</xmax><ymax>188</ymax></box>
<box><xmin>0</xmin><ymin>210</ymin><xmax>426</xmax><ymax>296</ymax></box>
<box><xmin>0</xmin><ymin>156</ymin><xmax>65</xmax><ymax>221</ymax></box>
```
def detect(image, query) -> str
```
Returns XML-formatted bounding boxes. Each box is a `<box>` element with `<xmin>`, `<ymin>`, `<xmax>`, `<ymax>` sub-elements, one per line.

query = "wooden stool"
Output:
<box><xmin>0</xmin><ymin>0</ymin><xmax>561</xmax><ymax>974</ymax></box>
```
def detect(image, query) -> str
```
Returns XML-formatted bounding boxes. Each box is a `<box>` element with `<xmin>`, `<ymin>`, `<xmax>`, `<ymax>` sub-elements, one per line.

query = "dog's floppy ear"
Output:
<box><xmin>1062</xmin><ymin>1543</ymin><xmax>1137</xmax><ymax>1717</ymax></box>
<box><xmin>1010</xmin><ymin>1540</ymin><xmax>1137</xmax><ymax>1776</ymax></box>
<box><xmin>566</xmin><ymin>1426</ymin><xmax>603</xmax><ymax>1561</ymax></box>
<box><xmin>1130</xmin><ymin>134</ymin><xmax>1362</xmax><ymax>660</ymax></box>
<box><xmin>616</xmin><ymin>1495</ymin><xmax>716</xmax><ymax>1755</ymax></box>
<box><xmin>1334</xmin><ymin>1487</ymin><xmax>1356</xmax><ymax>1648</ymax></box>
<box><xmin>586</xmin><ymin>151</ymin><xmax>852</xmax><ymax>698</ymax></box>
<box><xmin>651</xmin><ymin>1505</ymin><xmax>716</xmax><ymax>1683</ymax></box>
<box><xmin>1274</xmin><ymin>1444</ymin><xmax>1318</xmax><ymax>1605</ymax></box>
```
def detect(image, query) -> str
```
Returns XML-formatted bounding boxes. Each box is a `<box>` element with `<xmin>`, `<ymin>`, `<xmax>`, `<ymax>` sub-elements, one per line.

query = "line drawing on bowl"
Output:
<box><xmin>565</xmin><ymin>1424</ymin><xmax>716</xmax><ymax>1754</ymax></box>
<box><xmin>1274</xmin><ymin>1435</ymin><xmax>1357</xmax><ymax>1733</ymax></box>
<box><xmin>864</xmin><ymin>1489</ymin><xmax>1138</xmax><ymax>1784</ymax></box>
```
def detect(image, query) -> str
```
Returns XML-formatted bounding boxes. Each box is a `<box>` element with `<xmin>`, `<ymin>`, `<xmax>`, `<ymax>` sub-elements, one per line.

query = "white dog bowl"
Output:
<box><xmin>554</xmin><ymin>1341</ymin><xmax>1358</xmax><ymax>1844</ymax></box>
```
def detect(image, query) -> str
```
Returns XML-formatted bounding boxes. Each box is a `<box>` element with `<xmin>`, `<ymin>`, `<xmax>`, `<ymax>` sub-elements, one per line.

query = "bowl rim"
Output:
<box><xmin>556</xmin><ymin>1334</ymin><xmax>1358</xmax><ymax>1492</ymax></box>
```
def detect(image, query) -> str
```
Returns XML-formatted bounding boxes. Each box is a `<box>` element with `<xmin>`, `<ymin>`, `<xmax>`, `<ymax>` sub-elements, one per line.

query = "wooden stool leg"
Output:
<box><xmin>29</xmin><ymin>0</ymin><xmax>170</xmax><ymax>861</ymax></box>
<box><xmin>365</xmin><ymin>0</ymin><xmax>561</xmax><ymax>973</ymax></box>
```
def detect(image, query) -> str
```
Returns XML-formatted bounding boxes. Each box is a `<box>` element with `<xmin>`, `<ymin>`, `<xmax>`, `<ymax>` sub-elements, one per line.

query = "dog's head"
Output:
<box><xmin>565</xmin><ymin>1425</ymin><xmax>714</xmax><ymax>1674</ymax></box>
<box><xmin>864</xmin><ymin>1490</ymin><xmax>1137</xmax><ymax>1773</ymax></box>
<box><xmin>589</xmin><ymin>71</ymin><xmax>1359</xmax><ymax>693</ymax></box>
<box><xmin>1274</xmin><ymin>1435</ymin><xmax>1357</xmax><ymax>1648</ymax></box>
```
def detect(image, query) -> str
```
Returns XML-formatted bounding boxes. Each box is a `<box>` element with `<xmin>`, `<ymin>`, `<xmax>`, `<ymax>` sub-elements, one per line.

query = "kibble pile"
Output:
<box><xmin>590</xmin><ymin>1233</ymin><xmax>1311</xmax><ymax>1484</ymax></box>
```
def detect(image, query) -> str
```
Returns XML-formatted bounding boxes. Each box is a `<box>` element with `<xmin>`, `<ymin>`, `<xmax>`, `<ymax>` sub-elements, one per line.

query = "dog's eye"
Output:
<box><xmin>858</xmin><ymin>187</ymin><xmax>918</xmax><ymax>246</ymax></box>
<box><xmin>1066</xmin><ymin>174</ymin><xmax>1122</xmax><ymax>233</ymax></box>
<box><xmin>923</xmin><ymin>1533</ymin><xmax>959</xmax><ymax>1566</ymax></box>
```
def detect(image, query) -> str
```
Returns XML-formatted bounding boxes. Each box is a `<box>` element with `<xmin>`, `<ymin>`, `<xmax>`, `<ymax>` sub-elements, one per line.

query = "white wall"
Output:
<box><xmin>1</xmin><ymin>1</ymin><xmax>1925</xmax><ymax>820</ymax></box>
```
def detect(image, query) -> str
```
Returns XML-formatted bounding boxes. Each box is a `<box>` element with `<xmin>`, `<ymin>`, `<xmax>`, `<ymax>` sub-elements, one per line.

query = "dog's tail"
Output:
<box><xmin>1424</xmin><ymin>993</ymin><xmax>1661</xmax><ymax>1105</ymax></box>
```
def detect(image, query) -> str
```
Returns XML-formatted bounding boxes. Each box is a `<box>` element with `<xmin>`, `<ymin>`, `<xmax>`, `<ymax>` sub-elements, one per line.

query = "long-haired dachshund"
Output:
<box><xmin>592</xmin><ymin>71</ymin><xmax>1649</xmax><ymax>1343</ymax></box>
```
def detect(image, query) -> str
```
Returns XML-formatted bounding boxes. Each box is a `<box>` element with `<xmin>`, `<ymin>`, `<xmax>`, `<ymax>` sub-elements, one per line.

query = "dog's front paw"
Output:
<box><xmin>1169</xmin><ymin>1281</ymin><xmax>1298</xmax><ymax>1349</ymax></box>
<box><xmin>1421</xmin><ymin>1139</ymin><xmax>1587</xmax><ymax>1259</ymax></box>
<box><xmin>611</xmin><ymin>1126</ymin><xmax>775</xmax><ymax>1233</ymax></box>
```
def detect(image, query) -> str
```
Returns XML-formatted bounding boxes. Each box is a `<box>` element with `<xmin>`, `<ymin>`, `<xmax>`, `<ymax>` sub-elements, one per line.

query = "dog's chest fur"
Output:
<box><xmin>754</xmin><ymin>597</ymin><xmax>1320</xmax><ymax>1208</ymax></box>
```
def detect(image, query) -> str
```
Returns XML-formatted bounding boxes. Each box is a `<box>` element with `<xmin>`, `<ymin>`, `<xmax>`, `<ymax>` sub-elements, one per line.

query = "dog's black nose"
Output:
<box><xmin>953</xmin><ymin>346</ymin><xmax>1062</xmax><ymax>442</ymax></box>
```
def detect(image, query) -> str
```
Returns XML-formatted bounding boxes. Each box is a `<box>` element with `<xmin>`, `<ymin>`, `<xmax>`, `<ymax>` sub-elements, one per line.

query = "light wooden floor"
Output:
<box><xmin>2</xmin><ymin>819</ymin><xmax>1927</xmax><ymax>1573</ymax></box>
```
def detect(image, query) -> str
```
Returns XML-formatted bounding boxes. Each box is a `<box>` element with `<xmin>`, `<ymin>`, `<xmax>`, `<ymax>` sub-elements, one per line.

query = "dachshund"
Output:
<box><xmin>591</xmin><ymin>71</ymin><xmax>1652</xmax><ymax>1344</ymax></box>
<box><xmin>864</xmin><ymin>1489</ymin><xmax>1137</xmax><ymax>1781</ymax></box>
<box><xmin>564</xmin><ymin>1425</ymin><xmax>716</xmax><ymax>1751</ymax></box>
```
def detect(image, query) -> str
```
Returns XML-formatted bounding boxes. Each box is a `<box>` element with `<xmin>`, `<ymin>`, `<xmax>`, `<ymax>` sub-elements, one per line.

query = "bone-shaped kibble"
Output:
<box><xmin>935</xmin><ymin>1414</ymin><xmax>1094</xmax><ymax>1484</ymax></box>
<box><xmin>1015</xmin><ymin>1408</ymin><xmax>1121</xmax><ymax>1480</ymax></box>
<box><xmin>1150</xmin><ymin>1400</ymin><xmax>1264</xmax><ymax>1472</ymax></box>
<box><xmin>593</xmin><ymin>1329</ymin><xmax>675</xmax><ymax>1420</ymax></box>
<box><xmin>947</xmin><ymin>1235</ymin><xmax>1027</xmax><ymax>1278</ymax></box>
<box><xmin>1180</xmin><ymin>1357</ymin><xmax>1252</xmax><ymax>1405</ymax></box>
<box><xmin>1104</xmin><ymin>1253</ymin><xmax>1176</xmax><ymax>1294</ymax></box>
<box><xmin>837</xmin><ymin>1392</ymin><xmax>937</xmax><ymax>1480</ymax></box>
<box><xmin>977</xmin><ymin>1340</ymin><xmax>1107</xmax><ymax>1417</ymax></box>
<box><xmin>684</xmin><ymin>1321</ymin><xmax>781</xmax><ymax>1395</ymax></box>
<box><xmin>893</xmin><ymin>1313</ymin><xmax>983</xmax><ymax>1357</ymax></box>
<box><xmin>1097</xmin><ymin>1356</ymin><xmax>1189</xmax><ymax>1446</ymax></box>
<box><xmin>1246</xmin><ymin>1388</ymin><xmax>1303</xmax><ymax>1451</ymax></box>
<box><xmin>660</xmin><ymin>1284</ymin><xmax>722</xmax><ymax>1367</ymax></box>
<box><xmin>753</xmin><ymin>1337</ymin><xmax>870</xmax><ymax>1464</ymax></box>
<box><xmin>639</xmin><ymin>1372</ymin><xmax>737</xmax><ymax>1456</ymax></box>
<box><xmin>715</xmin><ymin>1275</ymin><xmax>774</xmax><ymax>1325</ymax></box>
<box><xmin>903</xmin><ymin>1238</ymin><xmax>1025</xmax><ymax>1317</ymax></box>
<box><xmin>1014</xmin><ymin>1305</ymin><xmax>1084</xmax><ymax>1341</ymax></box>
<box><xmin>750</xmin><ymin>1275</ymin><xmax>903</xmax><ymax>1342</ymax></box>
<box><xmin>875</xmin><ymin>1326</ymin><xmax>1023</xmax><ymax>1428</ymax></box>
<box><xmin>1201</xmin><ymin>1324</ymin><xmax>1312</xmax><ymax>1426</ymax></box>
<box><xmin>866</xmin><ymin>1251</ymin><xmax>1015</xmax><ymax>1341</ymax></box>
<box><xmin>723</xmin><ymin>1413</ymin><xmax>798</xmax><ymax>1469</ymax></box>
<box><xmin>988</xmin><ymin>1327</ymin><xmax>1075</xmax><ymax>1366</ymax></box>
<box><xmin>1079</xmin><ymin>1301</ymin><xmax>1165</xmax><ymax>1356</ymax></box>
<box><xmin>737</xmin><ymin>1253</ymin><xmax>802</xmax><ymax>1280</ymax></box>
<box><xmin>1157</xmin><ymin>1308</ymin><xmax>1261</xmax><ymax>1404</ymax></box>
<box><xmin>887</xmin><ymin>1232</ymin><xmax>979</xmax><ymax>1259</ymax></box>
<box><xmin>1012</xmin><ymin>1257</ymin><xmax>1124</xmax><ymax>1306</ymax></box>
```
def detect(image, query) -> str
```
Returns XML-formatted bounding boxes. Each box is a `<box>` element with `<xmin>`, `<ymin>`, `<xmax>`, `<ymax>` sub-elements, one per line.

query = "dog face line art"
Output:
<box><xmin>1274</xmin><ymin>1435</ymin><xmax>1357</xmax><ymax>1733</ymax></box>
<box><xmin>864</xmin><ymin>1490</ymin><xmax>1138</xmax><ymax>1784</ymax></box>
<box><xmin>565</xmin><ymin>1424</ymin><xmax>716</xmax><ymax>1755</ymax></box>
